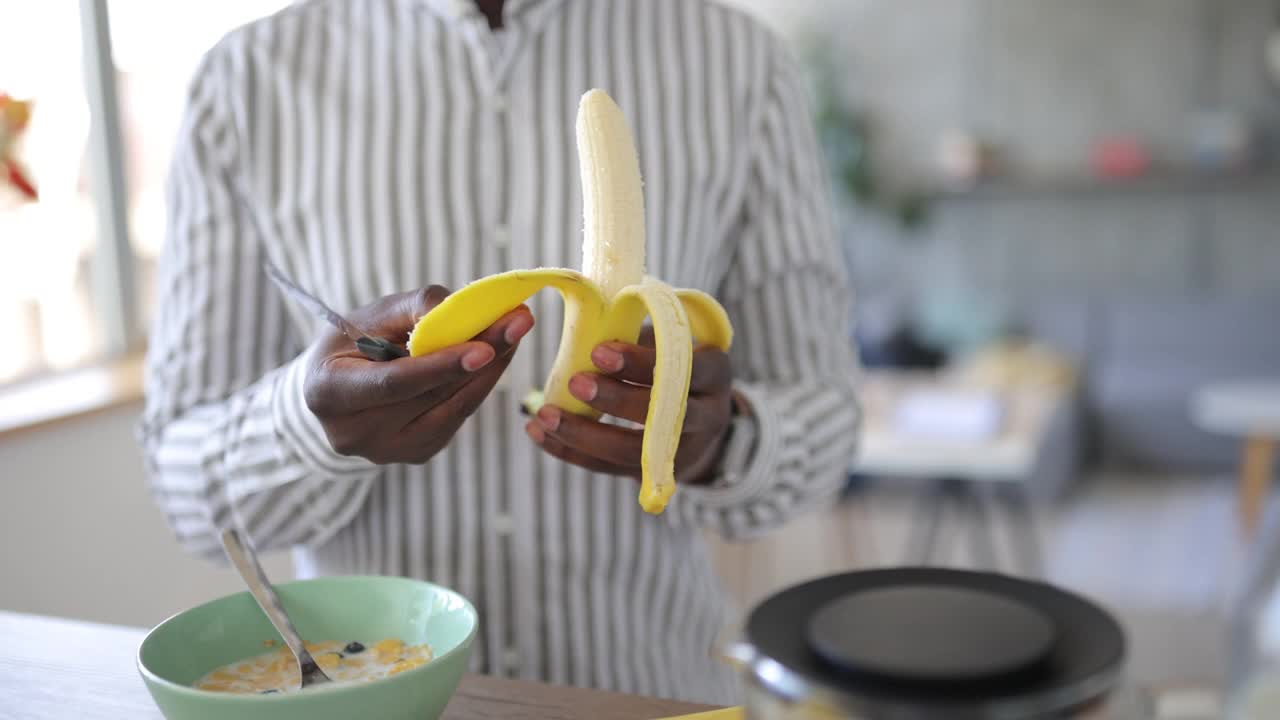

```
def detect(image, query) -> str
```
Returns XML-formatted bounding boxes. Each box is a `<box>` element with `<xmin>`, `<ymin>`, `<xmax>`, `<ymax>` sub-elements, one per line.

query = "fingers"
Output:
<box><xmin>321</xmin><ymin>343</ymin><xmax>519</xmax><ymax>464</ymax></box>
<box><xmin>471</xmin><ymin>305</ymin><xmax>535</xmax><ymax>357</ymax></box>
<box><xmin>567</xmin><ymin>374</ymin><xmax>727</xmax><ymax>434</ymax></box>
<box><xmin>566</xmin><ymin>374</ymin><xmax>647</xmax><ymax>425</ymax></box>
<box><xmin>307</xmin><ymin>300</ymin><xmax>534</xmax><ymax>417</ymax></box>
<box><xmin>528</xmin><ymin>405</ymin><xmax>723</xmax><ymax>480</ymax></box>
<box><xmin>304</xmin><ymin>286</ymin><xmax>536</xmax><ymax>464</ymax></box>
<box><xmin>532</xmin><ymin>406</ymin><xmax>643</xmax><ymax>468</ymax></box>
<box><xmin>588</xmin><ymin>342</ymin><xmax>647</xmax><ymax>384</ymax></box>
<box><xmin>688</xmin><ymin>348</ymin><xmax>732</xmax><ymax>393</ymax></box>
<box><xmin>391</xmin><ymin>286</ymin><xmax>532</xmax><ymax>351</ymax></box>
<box><xmin>366</xmin><ymin>286</ymin><xmax>533</xmax><ymax>351</ymax></box>
<box><xmin>526</xmin><ymin>418</ymin><xmax>638</xmax><ymax>477</ymax></box>
<box><xmin>377</xmin><ymin>305</ymin><xmax>531</xmax><ymax>424</ymax></box>
<box><xmin>306</xmin><ymin>341</ymin><xmax>495</xmax><ymax>415</ymax></box>
<box><xmin>389</xmin><ymin>285</ymin><xmax>451</xmax><ymax>334</ymax></box>
<box><xmin>589</xmin><ymin>343</ymin><xmax>732</xmax><ymax>394</ymax></box>
<box><xmin>398</xmin><ymin>350</ymin><xmax>516</xmax><ymax>434</ymax></box>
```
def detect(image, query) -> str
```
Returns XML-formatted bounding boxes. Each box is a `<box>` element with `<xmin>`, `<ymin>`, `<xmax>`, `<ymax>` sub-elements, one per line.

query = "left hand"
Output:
<box><xmin>525</xmin><ymin>330</ymin><xmax>734</xmax><ymax>486</ymax></box>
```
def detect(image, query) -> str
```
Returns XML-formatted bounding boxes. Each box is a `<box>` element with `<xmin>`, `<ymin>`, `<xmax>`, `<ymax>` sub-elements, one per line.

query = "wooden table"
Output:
<box><xmin>853</xmin><ymin>370</ymin><xmax>1063</xmax><ymax>482</ymax></box>
<box><xmin>851</xmin><ymin>368</ymin><xmax>1075</xmax><ymax>575</ymax></box>
<box><xmin>0</xmin><ymin>610</ymin><xmax>717</xmax><ymax>720</ymax></box>
<box><xmin>1191</xmin><ymin>379</ymin><xmax>1280</xmax><ymax>535</ymax></box>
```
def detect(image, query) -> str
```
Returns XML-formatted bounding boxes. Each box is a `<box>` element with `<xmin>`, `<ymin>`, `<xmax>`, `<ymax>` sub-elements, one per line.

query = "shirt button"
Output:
<box><xmin>490</xmin><ymin>94</ymin><xmax>509</xmax><ymax>113</ymax></box>
<box><xmin>491</xmin><ymin>512</ymin><xmax>514</xmax><ymax>535</ymax></box>
<box><xmin>450</xmin><ymin>0</ymin><xmax>472</xmax><ymax>18</ymax></box>
<box><xmin>502</xmin><ymin>648</ymin><xmax>521</xmax><ymax>674</ymax></box>
<box><xmin>492</xmin><ymin>224</ymin><xmax>510</xmax><ymax>248</ymax></box>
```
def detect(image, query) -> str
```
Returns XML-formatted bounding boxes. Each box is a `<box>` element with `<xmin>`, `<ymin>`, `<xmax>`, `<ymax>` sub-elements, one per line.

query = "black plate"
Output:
<box><xmin>745</xmin><ymin>568</ymin><xmax>1125</xmax><ymax>718</ymax></box>
<box><xmin>806</xmin><ymin>585</ymin><xmax>1057</xmax><ymax>686</ymax></box>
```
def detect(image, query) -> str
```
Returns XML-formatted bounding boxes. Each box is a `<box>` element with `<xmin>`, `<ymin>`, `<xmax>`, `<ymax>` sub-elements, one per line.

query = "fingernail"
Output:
<box><xmin>525</xmin><ymin>422</ymin><xmax>544</xmax><ymax>444</ymax></box>
<box><xmin>592</xmin><ymin>346</ymin><xmax>624</xmax><ymax>372</ymax></box>
<box><xmin>462</xmin><ymin>346</ymin><xmax>494</xmax><ymax>371</ymax></box>
<box><xmin>504</xmin><ymin>313</ymin><xmax>534</xmax><ymax>344</ymax></box>
<box><xmin>569</xmin><ymin>374</ymin><xmax>598</xmax><ymax>402</ymax></box>
<box><xmin>536</xmin><ymin>406</ymin><xmax>561</xmax><ymax>432</ymax></box>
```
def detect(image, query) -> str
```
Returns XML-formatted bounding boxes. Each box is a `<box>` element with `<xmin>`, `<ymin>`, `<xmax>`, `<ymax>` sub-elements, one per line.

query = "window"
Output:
<box><xmin>108</xmin><ymin>1</ymin><xmax>293</xmax><ymax>330</ymax></box>
<box><xmin>0</xmin><ymin>3</ymin><xmax>101</xmax><ymax>383</ymax></box>
<box><xmin>0</xmin><ymin>0</ymin><xmax>290</xmax><ymax>387</ymax></box>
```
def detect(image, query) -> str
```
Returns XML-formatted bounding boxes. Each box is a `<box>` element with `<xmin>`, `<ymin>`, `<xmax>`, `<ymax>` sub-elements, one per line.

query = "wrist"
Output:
<box><xmin>275</xmin><ymin>348</ymin><xmax>380</xmax><ymax>476</ymax></box>
<box><xmin>681</xmin><ymin>391</ymin><xmax>746</xmax><ymax>486</ymax></box>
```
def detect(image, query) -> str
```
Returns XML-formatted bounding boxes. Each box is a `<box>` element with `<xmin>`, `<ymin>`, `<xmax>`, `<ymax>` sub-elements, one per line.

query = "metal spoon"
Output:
<box><xmin>262</xmin><ymin>259</ymin><xmax>408</xmax><ymax>362</ymax></box>
<box><xmin>219</xmin><ymin>528</ymin><xmax>332</xmax><ymax>689</ymax></box>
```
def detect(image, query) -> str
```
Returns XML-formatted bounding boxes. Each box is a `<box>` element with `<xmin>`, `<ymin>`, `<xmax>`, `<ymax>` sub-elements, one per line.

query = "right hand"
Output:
<box><xmin>303</xmin><ymin>286</ymin><xmax>533</xmax><ymax>464</ymax></box>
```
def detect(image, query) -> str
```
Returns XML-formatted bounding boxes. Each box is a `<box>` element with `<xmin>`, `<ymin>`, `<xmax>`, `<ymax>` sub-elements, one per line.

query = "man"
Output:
<box><xmin>140</xmin><ymin>0</ymin><xmax>859</xmax><ymax>705</ymax></box>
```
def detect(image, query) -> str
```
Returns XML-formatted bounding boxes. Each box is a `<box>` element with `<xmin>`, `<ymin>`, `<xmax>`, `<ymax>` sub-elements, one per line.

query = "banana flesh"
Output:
<box><xmin>407</xmin><ymin>89</ymin><xmax>734</xmax><ymax>515</ymax></box>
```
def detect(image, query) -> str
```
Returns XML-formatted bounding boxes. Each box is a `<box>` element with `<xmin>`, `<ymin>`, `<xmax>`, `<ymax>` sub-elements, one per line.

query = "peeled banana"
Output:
<box><xmin>406</xmin><ymin>89</ymin><xmax>734</xmax><ymax>515</ymax></box>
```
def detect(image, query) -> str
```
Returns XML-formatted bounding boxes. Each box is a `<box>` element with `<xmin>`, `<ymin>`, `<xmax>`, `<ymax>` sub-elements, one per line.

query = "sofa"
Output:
<box><xmin>1021</xmin><ymin>294</ymin><xmax>1280</xmax><ymax>475</ymax></box>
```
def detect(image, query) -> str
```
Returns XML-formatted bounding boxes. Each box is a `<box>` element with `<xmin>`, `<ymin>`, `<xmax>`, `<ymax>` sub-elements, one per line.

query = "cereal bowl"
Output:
<box><xmin>137</xmin><ymin>575</ymin><xmax>476</xmax><ymax>720</ymax></box>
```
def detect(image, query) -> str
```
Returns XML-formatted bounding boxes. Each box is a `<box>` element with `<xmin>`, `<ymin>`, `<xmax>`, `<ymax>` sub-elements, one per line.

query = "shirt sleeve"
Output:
<box><xmin>137</xmin><ymin>42</ymin><xmax>378</xmax><ymax>562</ymax></box>
<box><xmin>666</xmin><ymin>36</ymin><xmax>862</xmax><ymax>541</ymax></box>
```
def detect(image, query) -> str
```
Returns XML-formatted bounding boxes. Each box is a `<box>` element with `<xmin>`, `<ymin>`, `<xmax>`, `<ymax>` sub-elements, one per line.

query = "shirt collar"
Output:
<box><xmin>421</xmin><ymin>0</ymin><xmax>561</xmax><ymax>26</ymax></box>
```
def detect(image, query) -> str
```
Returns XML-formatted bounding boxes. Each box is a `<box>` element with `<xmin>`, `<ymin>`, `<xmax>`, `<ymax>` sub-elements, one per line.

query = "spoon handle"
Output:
<box><xmin>261</xmin><ymin>259</ymin><xmax>366</xmax><ymax>344</ymax></box>
<box><xmin>219</xmin><ymin>528</ymin><xmax>331</xmax><ymax>687</ymax></box>
<box><xmin>261</xmin><ymin>259</ymin><xmax>408</xmax><ymax>362</ymax></box>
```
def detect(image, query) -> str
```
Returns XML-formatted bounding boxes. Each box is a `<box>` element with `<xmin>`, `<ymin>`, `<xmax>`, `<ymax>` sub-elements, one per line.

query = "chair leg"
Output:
<box><xmin>1240</xmin><ymin>436</ymin><xmax>1276</xmax><ymax>537</ymax></box>
<box><xmin>838</xmin><ymin>488</ymin><xmax>880</xmax><ymax>568</ymax></box>
<box><xmin>1002</xmin><ymin>485</ymin><xmax>1043</xmax><ymax>578</ymax></box>
<box><xmin>907</xmin><ymin>478</ymin><xmax>949</xmax><ymax>565</ymax></box>
<box><xmin>964</xmin><ymin>484</ymin><xmax>1000</xmax><ymax>571</ymax></box>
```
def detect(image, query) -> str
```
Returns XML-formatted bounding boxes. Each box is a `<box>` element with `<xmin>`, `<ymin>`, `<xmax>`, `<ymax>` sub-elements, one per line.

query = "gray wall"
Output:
<box><xmin>0</xmin><ymin>405</ymin><xmax>292</xmax><ymax>628</ymax></box>
<box><xmin>727</xmin><ymin>0</ymin><xmax>1280</xmax><ymax>345</ymax></box>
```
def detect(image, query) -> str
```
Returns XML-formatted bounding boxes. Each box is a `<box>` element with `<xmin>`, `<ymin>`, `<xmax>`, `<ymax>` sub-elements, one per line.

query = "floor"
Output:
<box><xmin>707</xmin><ymin>472</ymin><xmax>1266</xmax><ymax>689</ymax></box>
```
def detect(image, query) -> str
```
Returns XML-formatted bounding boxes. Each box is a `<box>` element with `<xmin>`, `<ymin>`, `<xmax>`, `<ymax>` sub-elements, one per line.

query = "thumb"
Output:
<box><xmin>367</xmin><ymin>285</ymin><xmax>453</xmax><ymax>338</ymax></box>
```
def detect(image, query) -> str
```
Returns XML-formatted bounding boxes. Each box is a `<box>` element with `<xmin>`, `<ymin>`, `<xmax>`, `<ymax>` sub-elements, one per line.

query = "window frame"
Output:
<box><xmin>79</xmin><ymin>0</ymin><xmax>139</xmax><ymax>358</ymax></box>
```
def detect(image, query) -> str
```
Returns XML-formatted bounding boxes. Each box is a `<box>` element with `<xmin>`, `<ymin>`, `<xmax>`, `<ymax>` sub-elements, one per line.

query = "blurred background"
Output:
<box><xmin>2</xmin><ymin>0</ymin><xmax>1279</xmax><ymax>704</ymax></box>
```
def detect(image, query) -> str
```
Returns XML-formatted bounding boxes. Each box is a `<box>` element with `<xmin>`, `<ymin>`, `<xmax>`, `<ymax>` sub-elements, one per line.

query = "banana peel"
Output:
<box><xmin>407</xmin><ymin>89</ymin><xmax>734</xmax><ymax>515</ymax></box>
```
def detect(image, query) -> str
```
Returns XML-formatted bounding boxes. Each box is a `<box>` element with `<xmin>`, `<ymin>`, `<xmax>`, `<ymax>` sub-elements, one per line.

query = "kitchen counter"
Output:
<box><xmin>0</xmin><ymin>610</ymin><xmax>720</xmax><ymax>719</ymax></box>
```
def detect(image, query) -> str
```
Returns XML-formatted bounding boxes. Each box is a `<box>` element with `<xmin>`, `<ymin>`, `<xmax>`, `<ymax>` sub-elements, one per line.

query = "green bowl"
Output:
<box><xmin>137</xmin><ymin>575</ymin><xmax>477</xmax><ymax>720</ymax></box>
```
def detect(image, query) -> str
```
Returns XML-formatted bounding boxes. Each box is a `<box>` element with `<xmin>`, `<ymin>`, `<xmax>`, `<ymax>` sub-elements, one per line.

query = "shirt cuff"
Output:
<box><xmin>671</xmin><ymin>380</ymin><xmax>792</xmax><ymax>511</ymax></box>
<box><xmin>271</xmin><ymin>345</ymin><xmax>379</xmax><ymax>477</ymax></box>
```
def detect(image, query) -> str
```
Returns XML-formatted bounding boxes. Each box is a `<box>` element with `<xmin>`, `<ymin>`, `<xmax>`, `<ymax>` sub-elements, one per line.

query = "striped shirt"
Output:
<box><xmin>139</xmin><ymin>0</ymin><xmax>859</xmax><ymax>705</ymax></box>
